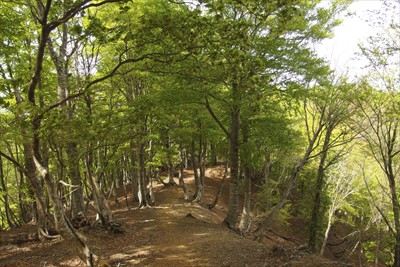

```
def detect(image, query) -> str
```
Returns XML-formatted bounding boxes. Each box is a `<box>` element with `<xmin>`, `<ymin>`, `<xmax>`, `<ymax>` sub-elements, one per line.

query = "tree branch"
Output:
<box><xmin>0</xmin><ymin>151</ymin><xmax>27</xmax><ymax>175</ymax></box>
<box><xmin>204</xmin><ymin>97</ymin><xmax>231</xmax><ymax>138</ymax></box>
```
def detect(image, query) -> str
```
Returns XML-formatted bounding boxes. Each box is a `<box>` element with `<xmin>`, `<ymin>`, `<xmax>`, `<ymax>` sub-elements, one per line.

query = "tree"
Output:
<box><xmin>0</xmin><ymin>0</ymin><xmax>140</xmax><ymax>265</ymax></box>
<box><xmin>353</xmin><ymin>84</ymin><xmax>400</xmax><ymax>266</ymax></box>
<box><xmin>307</xmin><ymin>80</ymin><xmax>356</xmax><ymax>252</ymax></box>
<box><xmin>354</xmin><ymin>19</ymin><xmax>400</xmax><ymax>265</ymax></box>
<box><xmin>320</xmin><ymin>159</ymin><xmax>359</xmax><ymax>256</ymax></box>
<box><xmin>190</xmin><ymin>0</ymin><xmax>344</xmax><ymax>229</ymax></box>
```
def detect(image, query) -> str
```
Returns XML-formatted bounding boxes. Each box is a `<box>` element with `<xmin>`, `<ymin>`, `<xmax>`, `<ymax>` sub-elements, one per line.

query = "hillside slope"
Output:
<box><xmin>0</xmin><ymin>167</ymin><xmax>351</xmax><ymax>266</ymax></box>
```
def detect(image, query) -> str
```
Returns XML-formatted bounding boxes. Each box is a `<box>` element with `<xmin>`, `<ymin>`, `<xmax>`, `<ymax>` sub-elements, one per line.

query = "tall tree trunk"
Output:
<box><xmin>194</xmin><ymin>136</ymin><xmax>206</xmax><ymax>202</ymax></box>
<box><xmin>11</xmin><ymin>144</ymin><xmax>31</xmax><ymax>223</ymax></box>
<box><xmin>130</xmin><ymin>141</ymin><xmax>139</xmax><ymax>203</ymax></box>
<box><xmin>191</xmin><ymin>140</ymin><xmax>200</xmax><ymax>200</ymax></box>
<box><xmin>387</xmin><ymin>164</ymin><xmax>400</xmax><ymax>267</ymax></box>
<box><xmin>148</xmin><ymin>139</ymin><xmax>156</xmax><ymax>205</ymax></box>
<box><xmin>33</xmin><ymin>156</ymin><xmax>97</xmax><ymax>266</ymax></box>
<box><xmin>137</xmin><ymin>142</ymin><xmax>149</xmax><ymax>208</ymax></box>
<box><xmin>309</xmin><ymin>124</ymin><xmax>333</xmax><ymax>252</ymax></box>
<box><xmin>239</xmin><ymin>125</ymin><xmax>251</xmax><ymax>234</ymax></box>
<box><xmin>67</xmin><ymin>143</ymin><xmax>84</xmax><ymax>219</ymax></box>
<box><xmin>16</xmin><ymin>166</ymin><xmax>31</xmax><ymax>223</ymax></box>
<box><xmin>85</xmin><ymin>153</ymin><xmax>115</xmax><ymax>227</ymax></box>
<box><xmin>263</xmin><ymin>151</ymin><xmax>271</xmax><ymax>185</ymax></box>
<box><xmin>253</xmin><ymin>140</ymin><xmax>318</xmax><ymax>240</ymax></box>
<box><xmin>320</xmin><ymin>210</ymin><xmax>333</xmax><ymax>256</ymax></box>
<box><xmin>166</xmin><ymin>135</ymin><xmax>175</xmax><ymax>186</ymax></box>
<box><xmin>47</xmin><ymin>22</ymin><xmax>84</xmax><ymax>220</ymax></box>
<box><xmin>375</xmin><ymin>219</ymin><xmax>381</xmax><ymax>267</ymax></box>
<box><xmin>253</xmin><ymin>101</ymin><xmax>326</xmax><ymax>240</ymax></box>
<box><xmin>0</xmin><ymin>156</ymin><xmax>16</xmax><ymax>228</ymax></box>
<box><xmin>210</xmin><ymin>143</ymin><xmax>218</xmax><ymax>166</ymax></box>
<box><xmin>239</xmin><ymin>165</ymin><xmax>251</xmax><ymax>234</ymax></box>
<box><xmin>225</xmin><ymin>106</ymin><xmax>240</xmax><ymax>229</ymax></box>
<box><xmin>179</xmin><ymin>143</ymin><xmax>190</xmax><ymax>201</ymax></box>
<box><xmin>24</xmin><ymin>127</ymin><xmax>52</xmax><ymax>234</ymax></box>
<box><xmin>13</xmin><ymin>85</ymin><xmax>50</xmax><ymax>232</ymax></box>
<box><xmin>209</xmin><ymin>161</ymin><xmax>228</xmax><ymax>209</ymax></box>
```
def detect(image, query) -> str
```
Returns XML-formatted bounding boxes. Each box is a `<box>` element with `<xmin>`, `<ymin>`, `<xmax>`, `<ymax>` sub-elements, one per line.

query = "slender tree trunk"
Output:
<box><xmin>210</xmin><ymin>143</ymin><xmax>218</xmax><ymax>166</ymax></box>
<box><xmin>375</xmin><ymin>220</ymin><xmax>381</xmax><ymax>267</ymax></box>
<box><xmin>191</xmin><ymin>140</ymin><xmax>200</xmax><ymax>200</ymax></box>
<box><xmin>0</xmin><ymin>156</ymin><xmax>15</xmax><ymax>228</ymax></box>
<box><xmin>239</xmin><ymin>165</ymin><xmax>251</xmax><ymax>234</ymax></box>
<box><xmin>148</xmin><ymin>139</ymin><xmax>156</xmax><ymax>205</ymax></box>
<box><xmin>34</xmin><ymin>156</ymin><xmax>97</xmax><ymax>266</ymax></box>
<box><xmin>209</xmin><ymin>162</ymin><xmax>228</xmax><ymax>209</ymax></box>
<box><xmin>47</xmin><ymin>22</ymin><xmax>84</xmax><ymax>220</ymax></box>
<box><xmin>179</xmin><ymin>143</ymin><xmax>190</xmax><ymax>200</ymax></box>
<box><xmin>309</xmin><ymin>124</ymin><xmax>333</xmax><ymax>252</ymax></box>
<box><xmin>165</xmin><ymin>135</ymin><xmax>175</xmax><ymax>186</ymax></box>
<box><xmin>148</xmin><ymin>170</ymin><xmax>156</xmax><ymax>205</ymax></box>
<box><xmin>263</xmin><ymin>151</ymin><xmax>271</xmax><ymax>185</ymax></box>
<box><xmin>239</xmin><ymin>124</ymin><xmax>251</xmax><ymax>234</ymax></box>
<box><xmin>168</xmin><ymin>160</ymin><xmax>175</xmax><ymax>185</ymax></box>
<box><xmin>85</xmin><ymin>153</ymin><xmax>115</xmax><ymax>227</ymax></box>
<box><xmin>130</xmin><ymin>141</ymin><xmax>139</xmax><ymax>203</ymax></box>
<box><xmin>137</xmin><ymin>142</ymin><xmax>149</xmax><ymax>208</ymax></box>
<box><xmin>16</xmin><ymin>166</ymin><xmax>31</xmax><ymax>223</ymax></box>
<box><xmin>67</xmin><ymin>143</ymin><xmax>84</xmax><ymax>219</ymax></box>
<box><xmin>253</xmin><ymin>103</ymin><xmax>326</xmax><ymax>240</ymax></box>
<box><xmin>320</xmin><ymin>211</ymin><xmax>333</xmax><ymax>256</ymax></box>
<box><xmin>387</xmin><ymin>165</ymin><xmax>400</xmax><ymax>267</ymax></box>
<box><xmin>194</xmin><ymin>136</ymin><xmax>206</xmax><ymax>202</ymax></box>
<box><xmin>12</xmin><ymin>144</ymin><xmax>31</xmax><ymax>223</ymax></box>
<box><xmin>225</xmin><ymin>106</ymin><xmax>240</xmax><ymax>229</ymax></box>
<box><xmin>13</xmin><ymin>86</ymin><xmax>50</xmax><ymax>231</ymax></box>
<box><xmin>122</xmin><ymin>156</ymin><xmax>131</xmax><ymax>210</ymax></box>
<box><xmin>24</xmin><ymin>135</ymin><xmax>52</xmax><ymax>233</ymax></box>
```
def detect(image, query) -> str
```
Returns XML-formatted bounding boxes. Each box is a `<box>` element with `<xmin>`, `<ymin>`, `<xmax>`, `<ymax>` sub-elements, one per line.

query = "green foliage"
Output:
<box><xmin>5</xmin><ymin>1</ymin><xmax>396</xmax><ymax>264</ymax></box>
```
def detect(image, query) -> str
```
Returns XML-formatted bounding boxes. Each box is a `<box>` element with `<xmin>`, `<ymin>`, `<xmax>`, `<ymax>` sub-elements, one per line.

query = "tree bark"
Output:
<box><xmin>253</xmin><ymin>133</ymin><xmax>320</xmax><ymax>239</ymax></box>
<box><xmin>33</xmin><ymin>156</ymin><xmax>97</xmax><ymax>266</ymax></box>
<box><xmin>209</xmin><ymin>162</ymin><xmax>228</xmax><ymax>209</ymax></box>
<box><xmin>263</xmin><ymin>151</ymin><xmax>271</xmax><ymax>185</ymax></box>
<box><xmin>130</xmin><ymin>141</ymin><xmax>139</xmax><ymax>203</ymax></box>
<box><xmin>47</xmin><ymin>21</ymin><xmax>84</xmax><ymax>220</ymax></box>
<box><xmin>85</xmin><ymin>153</ymin><xmax>115</xmax><ymax>226</ymax></box>
<box><xmin>137</xmin><ymin>142</ymin><xmax>149</xmax><ymax>208</ymax></box>
<box><xmin>194</xmin><ymin>135</ymin><xmax>206</xmax><ymax>202</ymax></box>
<box><xmin>166</xmin><ymin>135</ymin><xmax>175</xmax><ymax>187</ymax></box>
<box><xmin>66</xmin><ymin>143</ymin><xmax>84</xmax><ymax>219</ymax></box>
<box><xmin>239</xmin><ymin>165</ymin><xmax>251</xmax><ymax>234</ymax></box>
<box><xmin>225</xmin><ymin>106</ymin><xmax>240</xmax><ymax>229</ymax></box>
<box><xmin>0</xmin><ymin>156</ymin><xmax>16</xmax><ymax>228</ymax></box>
<box><xmin>320</xmin><ymin>210</ymin><xmax>333</xmax><ymax>256</ymax></box>
<box><xmin>191</xmin><ymin>140</ymin><xmax>201</xmax><ymax>200</ymax></box>
<box><xmin>239</xmin><ymin>123</ymin><xmax>251</xmax><ymax>234</ymax></box>
<box><xmin>179</xmin><ymin>143</ymin><xmax>190</xmax><ymax>200</ymax></box>
<box><xmin>387</xmin><ymin>162</ymin><xmax>400</xmax><ymax>267</ymax></box>
<box><xmin>309</xmin><ymin>123</ymin><xmax>333</xmax><ymax>252</ymax></box>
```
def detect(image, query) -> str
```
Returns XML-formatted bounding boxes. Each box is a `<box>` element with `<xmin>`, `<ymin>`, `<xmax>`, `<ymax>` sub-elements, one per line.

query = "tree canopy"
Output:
<box><xmin>0</xmin><ymin>0</ymin><xmax>399</xmax><ymax>266</ymax></box>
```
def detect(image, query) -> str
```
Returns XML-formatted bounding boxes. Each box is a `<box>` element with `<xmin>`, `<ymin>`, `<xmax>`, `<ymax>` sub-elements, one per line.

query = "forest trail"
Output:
<box><xmin>0</xmin><ymin>166</ymin><xmax>347</xmax><ymax>267</ymax></box>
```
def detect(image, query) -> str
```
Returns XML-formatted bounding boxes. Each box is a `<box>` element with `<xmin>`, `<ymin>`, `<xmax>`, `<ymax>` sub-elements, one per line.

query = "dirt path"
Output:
<box><xmin>0</xmin><ymin>167</ymin><xmax>272</xmax><ymax>267</ymax></box>
<box><xmin>0</xmin><ymin>167</ymin><xmax>349</xmax><ymax>267</ymax></box>
<box><xmin>105</xmin><ymin>202</ymin><xmax>269</xmax><ymax>266</ymax></box>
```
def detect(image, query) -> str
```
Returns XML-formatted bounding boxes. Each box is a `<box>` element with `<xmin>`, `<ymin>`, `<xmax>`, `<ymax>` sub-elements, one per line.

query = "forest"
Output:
<box><xmin>0</xmin><ymin>0</ymin><xmax>399</xmax><ymax>266</ymax></box>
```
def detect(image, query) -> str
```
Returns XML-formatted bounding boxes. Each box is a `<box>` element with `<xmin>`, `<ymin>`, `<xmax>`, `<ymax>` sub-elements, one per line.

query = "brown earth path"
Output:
<box><xmin>0</xmin><ymin>166</ymin><xmax>352</xmax><ymax>267</ymax></box>
<box><xmin>0</xmin><ymin>166</ymin><xmax>273</xmax><ymax>267</ymax></box>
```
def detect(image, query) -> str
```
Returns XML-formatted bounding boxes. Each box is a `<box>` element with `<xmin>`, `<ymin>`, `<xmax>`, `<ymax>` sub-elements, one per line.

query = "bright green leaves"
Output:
<box><xmin>85</xmin><ymin>15</ymin><xmax>109</xmax><ymax>43</ymax></box>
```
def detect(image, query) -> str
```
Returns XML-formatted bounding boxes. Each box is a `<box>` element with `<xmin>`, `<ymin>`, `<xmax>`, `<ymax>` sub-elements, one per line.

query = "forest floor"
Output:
<box><xmin>0</xmin><ymin>166</ymin><xmax>353</xmax><ymax>266</ymax></box>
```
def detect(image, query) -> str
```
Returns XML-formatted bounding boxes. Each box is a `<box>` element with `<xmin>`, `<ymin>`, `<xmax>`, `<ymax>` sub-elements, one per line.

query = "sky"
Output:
<box><xmin>316</xmin><ymin>0</ymin><xmax>400</xmax><ymax>79</ymax></box>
